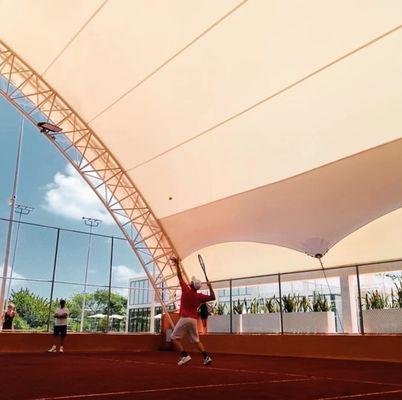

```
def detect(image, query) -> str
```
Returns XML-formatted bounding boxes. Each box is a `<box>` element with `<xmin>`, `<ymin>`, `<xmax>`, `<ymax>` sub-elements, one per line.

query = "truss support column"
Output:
<box><xmin>0</xmin><ymin>40</ymin><xmax>183</xmax><ymax>327</ymax></box>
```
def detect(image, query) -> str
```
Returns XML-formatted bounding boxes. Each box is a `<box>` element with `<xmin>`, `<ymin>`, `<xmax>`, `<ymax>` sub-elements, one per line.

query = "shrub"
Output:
<box><xmin>299</xmin><ymin>295</ymin><xmax>311</xmax><ymax>312</ymax></box>
<box><xmin>211</xmin><ymin>302</ymin><xmax>227</xmax><ymax>315</ymax></box>
<box><xmin>281</xmin><ymin>294</ymin><xmax>299</xmax><ymax>313</ymax></box>
<box><xmin>263</xmin><ymin>296</ymin><xmax>279</xmax><ymax>313</ymax></box>
<box><xmin>364</xmin><ymin>290</ymin><xmax>389</xmax><ymax>310</ymax></box>
<box><xmin>312</xmin><ymin>292</ymin><xmax>330</xmax><ymax>312</ymax></box>
<box><xmin>248</xmin><ymin>297</ymin><xmax>261</xmax><ymax>314</ymax></box>
<box><xmin>232</xmin><ymin>299</ymin><xmax>246</xmax><ymax>314</ymax></box>
<box><xmin>392</xmin><ymin>278</ymin><xmax>402</xmax><ymax>308</ymax></box>
<box><xmin>10</xmin><ymin>288</ymin><xmax>52</xmax><ymax>330</ymax></box>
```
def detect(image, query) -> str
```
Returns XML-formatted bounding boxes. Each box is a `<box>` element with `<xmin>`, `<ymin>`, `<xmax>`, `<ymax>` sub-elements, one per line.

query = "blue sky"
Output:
<box><xmin>0</xmin><ymin>96</ymin><xmax>143</xmax><ymax>299</ymax></box>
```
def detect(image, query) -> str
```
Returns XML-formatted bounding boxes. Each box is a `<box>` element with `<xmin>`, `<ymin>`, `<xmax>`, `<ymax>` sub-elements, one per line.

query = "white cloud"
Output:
<box><xmin>0</xmin><ymin>264</ymin><xmax>26</xmax><ymax>293</ymax></box>
<box><xmin>0</xmin><ymin>264</ymin><xmax>25</xmax><ymax>280</ymax></box>
<box><xmin>111</xmin><ymin>265</ymin><xmax>145</xmax><ymax>296</ymax></box>
<box><xmin>113</xmin><ymin>265</ymin><xmax>144</xmax><ymax>287</ymax></box>
<box><xmin>42</xmin><ymin>164</ymin><xmax>114</xmax><ymax>224</ymax></box>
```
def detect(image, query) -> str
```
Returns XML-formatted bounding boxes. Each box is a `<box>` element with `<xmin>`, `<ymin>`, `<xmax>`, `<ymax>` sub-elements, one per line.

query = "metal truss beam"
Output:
<box><xmin>0</xmin><ymin>40</ymin><xmax>188</xmax><ymax>327</ymax></box>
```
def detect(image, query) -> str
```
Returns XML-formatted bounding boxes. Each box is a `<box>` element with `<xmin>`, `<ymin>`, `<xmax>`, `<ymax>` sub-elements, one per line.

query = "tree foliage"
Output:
<box><xmin>10</xmin><ymin>288</ymin><xmax>53</xmax><ymax>329</ymax></box>
<box><xmin>68</xmin><ymin>289</ymin><xmax>127</xmax><ymax>318</ymax></box>
<box><xmin>9</xmin><ymin>288</ymin><xmax>127</xmax><ymax>331</ymax></box>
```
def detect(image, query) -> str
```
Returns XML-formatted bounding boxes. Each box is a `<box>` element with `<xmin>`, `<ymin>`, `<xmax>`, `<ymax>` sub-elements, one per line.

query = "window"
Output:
<box><xmin>134</xmin><ymin>283</ymin><xmax>140</xmax><ymax>305</ymax></box>
<box><xmin>128</xmin><ymin>306</ymin><xmax>163</xmax><ymax>333</ymax></box>
<box><xmin>145</xmin><ymin>280</ymin><xmax>150</xmax><ymax>304</ymax></box>
<box><xmin>128</xmin><ymin>307</ymin><xmax>150</xmax><ymax>332</ymax></box>
<box><xmin>129</xmin><ymin>282</ymin><xmax>135</xmax><ymax>305</ymax></box>
<box><xmin>129</xmin><ymin>279</ymin><xmax>153</xmax><ymax>306</ymax></box>
<box><xmin>139</xmin><ymin>280</ymin><xmax>144</xmax><ymax>304</ymax></box>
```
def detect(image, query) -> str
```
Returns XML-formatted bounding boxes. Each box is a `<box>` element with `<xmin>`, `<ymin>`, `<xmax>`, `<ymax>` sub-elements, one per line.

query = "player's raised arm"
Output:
<box><xmin>170</xmin><ymin>257</ymin><xmax>186</xmax><ymax>288</ymax></box>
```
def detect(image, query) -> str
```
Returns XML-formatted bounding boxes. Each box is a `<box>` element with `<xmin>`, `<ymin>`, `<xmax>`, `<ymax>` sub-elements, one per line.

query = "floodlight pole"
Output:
<box><xmin>6</xmin><ymin>204</ymin><xmax>34</xmax><ymax>303</ymax></box>
<box><xmin>0</xmin><ymin>119</ymin><xmax>24</xmax><ymax>313</ymax></box>
<box><xmin>80</xmin><ymin>217</ymin><xmax>102</xmax><ymax>332</ymax></box>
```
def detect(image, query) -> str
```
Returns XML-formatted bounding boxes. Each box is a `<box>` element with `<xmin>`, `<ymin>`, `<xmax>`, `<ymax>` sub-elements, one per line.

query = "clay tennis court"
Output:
<box><xmin>2</xmin><ymin>351</ymin><xmax>402</xmax><ymax>400</ymax></box>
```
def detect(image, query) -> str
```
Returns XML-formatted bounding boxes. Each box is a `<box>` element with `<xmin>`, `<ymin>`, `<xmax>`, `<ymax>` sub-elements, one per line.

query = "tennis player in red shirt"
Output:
<box><xmin>170</xmin><ymin>257</ymin><xmax>215</xmax><ymax>366</ymax></box>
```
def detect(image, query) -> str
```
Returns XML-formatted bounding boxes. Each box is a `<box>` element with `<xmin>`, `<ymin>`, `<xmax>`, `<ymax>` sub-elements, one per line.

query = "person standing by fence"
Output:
<box><xmin>48</xmin><ymin>299</ymin><xmax>68</xmax><ymax>353</ymax></box>
<box><xmin>1</xmin><ymin>302</ymin><xmax>17</xmax><ymax>331</ymax></box>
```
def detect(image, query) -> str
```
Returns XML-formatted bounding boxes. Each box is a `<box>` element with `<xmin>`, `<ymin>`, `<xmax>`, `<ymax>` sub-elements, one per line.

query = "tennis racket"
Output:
<box><xmin>198</xmin><ymin>254</ymin><xmax>209</xmax><ymax>282</ymax></box>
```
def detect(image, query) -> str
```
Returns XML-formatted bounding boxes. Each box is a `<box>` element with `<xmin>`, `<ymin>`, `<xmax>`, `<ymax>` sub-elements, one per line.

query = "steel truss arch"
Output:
<box><xmin>0</xmin><ymin>39</ymin><xmax>186</xmax><ymax>327</ymax></box>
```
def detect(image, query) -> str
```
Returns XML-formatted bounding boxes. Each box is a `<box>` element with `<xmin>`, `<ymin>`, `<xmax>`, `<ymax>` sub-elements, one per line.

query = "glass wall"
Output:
<box><xmin>0</xmin><ymin>218</ymin><xmax>141</xmax><ymax>333</ymax></box>
<box><xmin>1</xmin><ymin>217</ymin><xmax>401</xmax><ymax>335</ymax></box>
<box><xmin>2</xmin><ymin>222</ymin><xmax>56</xmax><ymax>331</ymax></box>
<box><xmin>204</xmin><ymin>279</ymin><xmax>231</xmax><ymax>333</ymax></box>
<box><xmin>54</xmin><ymin>230</ymin><xmax>113</xmax><ymax>332</ymax></box>
<box><xmin>358</xmin><ymin>261</ymin><xmax>402</xmax><ymax>334</ymax></box>
<box><xmin>232</xmin><ymin>275</ymin><xmax>281</xmax><ymax>334</ymax></box>
<box><xmin>280</xmin><ymin>269</ymin><xmax>341</xmax><ymax>334</ymax></box>
<box><xmin>205</xmin><ymin>263</ymin><xmax>402</xmax><ymax>335</ymax></box>
<box><xmin>111</xmin><ymin>239</ymin><xmax>141</xmax><ymax>333</ymax></box>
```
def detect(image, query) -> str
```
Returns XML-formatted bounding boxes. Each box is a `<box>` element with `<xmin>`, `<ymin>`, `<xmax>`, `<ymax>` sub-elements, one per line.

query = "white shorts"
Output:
<box><xmin>171</xmin><ymin>317</ymin><xmax>199</xmax><ymax>343</ymax></box>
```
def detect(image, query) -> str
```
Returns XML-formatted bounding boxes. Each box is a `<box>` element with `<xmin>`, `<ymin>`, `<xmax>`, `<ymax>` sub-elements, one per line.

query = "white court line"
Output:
<box><xmin>73</xmin><ymin>355</ymin><xmax>307</xmax><ymax>378</ymax></box>
<box><xmin>73</xmin><ymin>355</ymin><xmax>402</xmax><ymax>388</ymax></box>
<box><xmin>29</xmin><ymin>378</ymin><xmax>310</xmax><ymax>400</ymax></box>
<box><xmin>325</xmin><ymin>377</ymin><xmax>402</xmax><ymax>389</ymax></box>
<box><xmin>314</xmin><ymin>388</ymin><xmax>402</xmax><ymax>400</ymax></box>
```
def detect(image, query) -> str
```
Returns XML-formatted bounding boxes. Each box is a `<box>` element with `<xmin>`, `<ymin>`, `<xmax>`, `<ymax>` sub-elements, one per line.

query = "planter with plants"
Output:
<box><xmin>282</xmin><ymin>292</ymin><xmax>336</xmax><ymax>333</ymax></box>
<box><xmin>362</xmin><ymin>280</ymin><xmax>402</xmax><ymax>333</ymax></box>
<box><xmin>207</xmin><ymin>302</ymin><xmax>242</xmax><ymax>333</ymax></box>
<box><xmin>242</xmin><ymin>296</ymin><xmax>281</xmax><ymax>333</ymax></box>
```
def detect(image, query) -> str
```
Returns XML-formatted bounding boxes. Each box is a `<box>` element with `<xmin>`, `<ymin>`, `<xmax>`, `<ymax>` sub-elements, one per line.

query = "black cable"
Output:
<box><xmin>315</xmin><ymin>253</ymin><xmax>344</xmax><ymax>332</ymax></box>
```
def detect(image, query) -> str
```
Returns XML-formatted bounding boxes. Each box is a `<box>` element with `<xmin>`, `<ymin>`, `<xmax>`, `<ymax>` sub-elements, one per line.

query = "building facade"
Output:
<box><xmin>126</xmin><ymin>277</ymin><xmax>162</xmax><ymax>333</ymax></box>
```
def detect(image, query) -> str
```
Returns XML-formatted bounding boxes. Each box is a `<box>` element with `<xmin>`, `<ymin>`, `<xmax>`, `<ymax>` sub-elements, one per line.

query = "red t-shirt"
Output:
<box><xmin>179</xmin><ymin>277</ymin><xmax>213</xmax><ymax>320</ymax></box>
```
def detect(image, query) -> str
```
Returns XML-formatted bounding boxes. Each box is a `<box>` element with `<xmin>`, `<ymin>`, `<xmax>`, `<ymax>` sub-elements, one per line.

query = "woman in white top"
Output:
<box><xmin>48</xmin><ymin>299</ymin><xmax>68</xmax><ymax>353</ymax></box>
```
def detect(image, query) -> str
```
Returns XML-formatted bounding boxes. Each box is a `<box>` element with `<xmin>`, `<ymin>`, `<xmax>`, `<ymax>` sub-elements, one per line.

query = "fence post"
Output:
<box><xmin>47</xmin><ymin>228</ymin><xmax>60</xmax><ymax>332</ymax></box>
<box><xmin>355</xmin><ymin>265</ymin><xmax>365</xmax><ymax>335</ymax></box>
<box><xmin>106</xmin><ymin>237</ymin><xmax>114</xmax><ymax>333</ymax></box>
<box><xmin>278</xmin><ymin>273</ymin><xmax>284</xmax><ymax>334</ymax></box>
<box><xmin>229</xmin><ymin>279</ymin><xmax>233</xmax><ymax>334</ymax></box>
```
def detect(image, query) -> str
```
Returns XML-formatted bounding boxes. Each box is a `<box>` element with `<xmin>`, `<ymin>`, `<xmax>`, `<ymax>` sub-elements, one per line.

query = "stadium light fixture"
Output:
<box><xmin>37</xmin><ymin>122</ymin><xmax>62</xmax><ymax>132</ymax></box>
<box><xmin>37</xmin><ymin>122</ymin><xmax>62</xmax><ymax>139</ymax></box>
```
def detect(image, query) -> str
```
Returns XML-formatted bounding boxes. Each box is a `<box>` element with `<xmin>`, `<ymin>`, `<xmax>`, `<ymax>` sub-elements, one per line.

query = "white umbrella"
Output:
<box><xmin>109</xmin><ymin>314</ymin><xmax>124</xmax><ymax>320</ymax></box>
<box><xmin>88</xmin><ymin>313</ymin><xmax>106</xmax><ymax>319</ymax></box>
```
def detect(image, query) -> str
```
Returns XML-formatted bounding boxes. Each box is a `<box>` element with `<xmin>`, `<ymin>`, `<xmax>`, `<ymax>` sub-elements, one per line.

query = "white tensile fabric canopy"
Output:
<box><xmin>0</xmin><ymin>1</ymin><xmax>401</xmax><ymax>280</ymax></box>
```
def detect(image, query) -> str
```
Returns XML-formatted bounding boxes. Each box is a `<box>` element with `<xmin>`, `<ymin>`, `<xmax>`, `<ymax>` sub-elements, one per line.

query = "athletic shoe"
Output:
<box><xmin>177</xmin><ymin>355</ymin><xmax>191</xmax><ymax>366</ymax></box>
<box><xmin>203</xmin><ymin>355</ymin><xmax>212</xmax><ymax>365</ymax></box>
<box><xmin>48</xmin><ymin>345</ymin><xmax>57</xmax><ymax>353</ymax></box>
<box><xmin>59</xmin><ymin>346</ymin><xmax>64</xmax><ymax>353</ymax></box>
